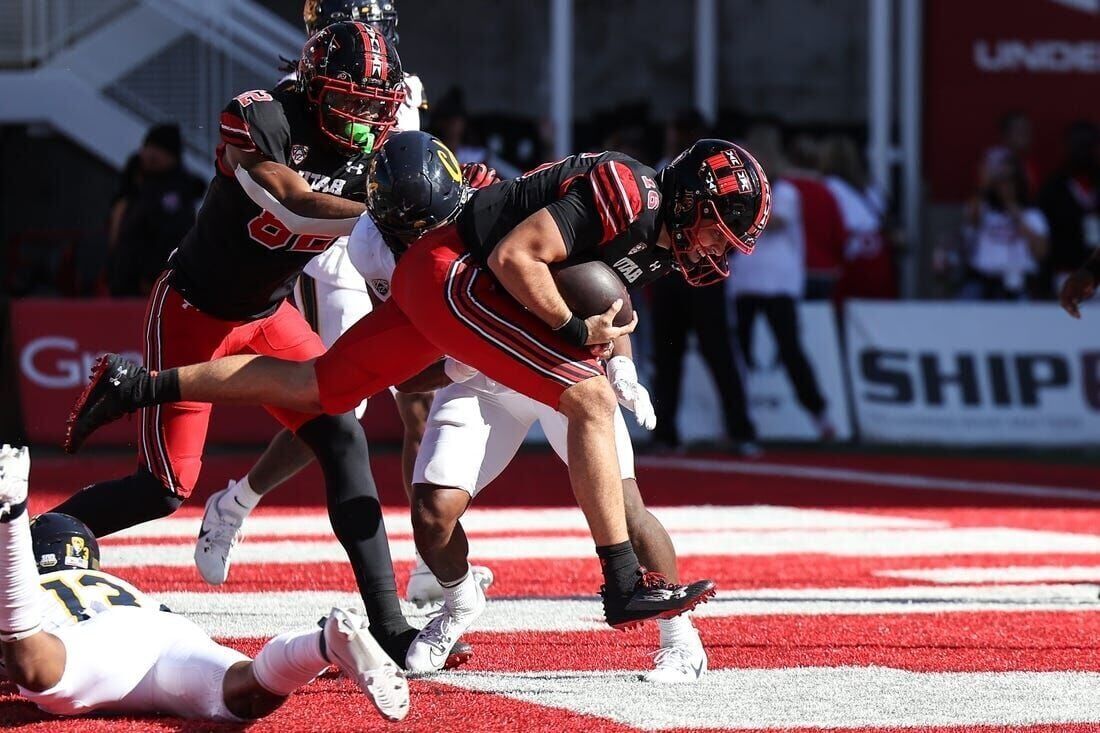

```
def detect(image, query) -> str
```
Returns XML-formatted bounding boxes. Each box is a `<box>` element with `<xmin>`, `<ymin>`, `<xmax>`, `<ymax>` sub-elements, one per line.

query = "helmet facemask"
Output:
<box><xmin>308</xmin><ymin>77</ymin><xmax>404</xmax><ymax>154</ymax></box>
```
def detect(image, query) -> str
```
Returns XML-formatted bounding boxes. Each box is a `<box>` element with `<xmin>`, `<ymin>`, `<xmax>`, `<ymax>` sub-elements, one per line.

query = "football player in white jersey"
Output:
<box><xmin>0</xmin><ymin>446</ymin><xmax>408</xmax><ymax>722</ymax></box>
<box><xmin>354</xmin><ymin>134</ymin><xmax>706</xmax><ymax>682</ymax></box>
<box><xmin>194</xmin><ymin>0</ymin><xmax>492</xmax><ymax>607</ymax></box>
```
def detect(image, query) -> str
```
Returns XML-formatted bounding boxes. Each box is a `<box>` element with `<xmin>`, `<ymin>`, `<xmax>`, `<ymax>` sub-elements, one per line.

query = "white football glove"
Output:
<box><xmin>606</xmin><ymin>356</ymin><xmax>656</xmax><ymax>431</ymax></box>
<box><xmin>0</xmin><ymin>445</ymin><xmax>30</xmax><ymax>516</ymax></box>
<box><xmin>443</xmin><ymin>358</ymin><xmax>478</xmax><ymax>384</ymax></box>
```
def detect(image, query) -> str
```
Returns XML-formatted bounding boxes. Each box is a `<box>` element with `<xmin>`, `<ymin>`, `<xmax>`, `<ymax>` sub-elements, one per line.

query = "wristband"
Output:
<box><xmin>554</xmin><ymin>314</ymin><xmax>589</xmax><ymax>347</ymax></box>
<box><xmin>1085</xmin><ymin>257</ymin><xmax>1100</xmax><ymax>282</ymax></box>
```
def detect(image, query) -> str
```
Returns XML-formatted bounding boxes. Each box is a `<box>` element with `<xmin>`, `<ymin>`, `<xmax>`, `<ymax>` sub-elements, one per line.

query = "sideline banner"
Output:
<box><xmin>923</xmin><ymin>0</ymin><xmax>1100</xmax><ymax>202</ymax></box>
<box><xmin>845</xmin><ymin>301</ymin><xmax>1100</xmax><ymax>445</ymax></box>
<box><xmin>675</xmin><ymin>303</ymin><xmax>852</xmax><ymax>443</ymax></box>
<box><xmin>9</xmin><ymin>298</ymin><xmax>402</xmax><ymax>447</ymax></box>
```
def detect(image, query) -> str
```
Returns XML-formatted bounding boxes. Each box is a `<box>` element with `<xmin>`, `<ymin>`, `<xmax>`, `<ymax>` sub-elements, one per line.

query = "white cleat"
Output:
<box><xmin>323</xmin><ymin>607</ymin><xmax>409</xmax><ymax>722</ymax></box>
<box><xmin>406</xmin><ymin>562</ymin><xmax>495</xmax><ymax>608</ymax></box>
<box><xmin>0</xmin><ymin>445</ymin><xmax>30</xmax><ymax>517</ymax></box>
<box><xmin>641</xmin><ymin>643</ymin><xmax>708</xmax><ymax>684</ymax></box>
<box><xmin>194</xmin><ymin>485</ymin><xmax>247</xmax><ymax>585</ymax></box>
<box><xmin>405</xmin><ymin>583</ymin><xmax>486</xmax><ymax>673</ymax></box>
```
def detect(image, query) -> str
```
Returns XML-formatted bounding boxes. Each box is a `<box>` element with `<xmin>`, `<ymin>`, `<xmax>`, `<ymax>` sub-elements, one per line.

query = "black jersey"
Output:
<box><xmin>168</xmin><ymin>88</ymin><xmax>369</xmax><ymax>321</ymax></box>
<box><xmin>456</xmin><ymin>152</ymin><xmax>672</xmax><ymax>290</ymax></box>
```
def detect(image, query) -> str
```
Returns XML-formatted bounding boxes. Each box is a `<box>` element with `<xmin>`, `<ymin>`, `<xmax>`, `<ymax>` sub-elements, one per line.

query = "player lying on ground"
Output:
<box><xmin>193</xmin><ymin>0</ymin><xmax>492</xmax><ymax>610</ymax></box>
<box><xmin>0</xmin><ymin>446</ymin><xmax>408</xmax><ymax>722</ymax></box>
<box><xmin>56</xmin><ymin>22</ymin><xmax>468</xmax><ymax>668</ymax></box>
<box><xmin>325</xmin><ymin>134</ymin><xmax>705</xmax><ymax>679</ymax></box>
<box><xmin>66</xmin><ymin>131</ymin><xmax>770</xmax><ymax>633</ymax></box>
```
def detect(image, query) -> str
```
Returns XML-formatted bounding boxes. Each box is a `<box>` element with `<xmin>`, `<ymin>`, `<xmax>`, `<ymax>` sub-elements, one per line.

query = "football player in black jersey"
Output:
<box><xmin>194</xmin><ymin>0</ymin><xmax>489</xmax><ymax>612</ymax></box>
<box><xmin>67</xmin><ymin>135</ymin><xmax>771</xmax><ymax>633</ymax></box>
<box><xmin>55</xmin><ymin>22</ymin><xmax>465</xmax><ymax>668</ymax></box>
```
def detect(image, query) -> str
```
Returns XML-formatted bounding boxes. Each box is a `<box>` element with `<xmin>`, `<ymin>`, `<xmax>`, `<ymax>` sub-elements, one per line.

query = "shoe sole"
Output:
<box><xmin>609</xmin><ymin>583</ymin><xmax>718</xmax><ymax>631</ymax></box>
<box><xmin>328</xmin><ymin>614</ymin><xmax>410</xmax><ymax>721</ymax></box>
<box><xmin>64</xmin><ymin>355</ymin><xmax>113</xmax><ymax>454</ymax></box>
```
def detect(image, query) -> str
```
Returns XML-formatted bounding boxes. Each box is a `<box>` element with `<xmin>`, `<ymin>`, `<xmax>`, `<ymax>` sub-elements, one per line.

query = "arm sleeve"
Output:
<box><xmin>219</xmin><ymin>91</ymin><xmax>290</xmax><ymax>164</ymax></box>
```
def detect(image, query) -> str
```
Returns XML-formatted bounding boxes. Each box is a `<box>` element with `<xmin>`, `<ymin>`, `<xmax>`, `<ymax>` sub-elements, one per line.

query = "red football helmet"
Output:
<box><xmin>298</xmin><ymin>21</ymin><xmax>405</xmax><ymax>154</ymax></box>
<box><xmin>659</xmin><ymin>139</ymin><xmax>771</xmax><ymax>286</ymax></box>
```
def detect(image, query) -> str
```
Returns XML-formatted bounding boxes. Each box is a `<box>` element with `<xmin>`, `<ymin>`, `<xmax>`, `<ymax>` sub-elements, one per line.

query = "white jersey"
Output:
<box><xmin>304</xmin><ymin>72</ymin><xmax>425</xmax><ymax>288</ymax></box>
<box><xmin>35</xmin><ymin>569</ymin><xmax>160</xmax><ymax>634</ymax></box>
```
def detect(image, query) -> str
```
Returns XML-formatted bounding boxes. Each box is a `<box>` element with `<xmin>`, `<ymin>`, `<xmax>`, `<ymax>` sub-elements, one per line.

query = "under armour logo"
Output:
<box><xmin>346</xmin><ymin>162</ymin><xmax>365</xmax><ymax>175</ymax></box>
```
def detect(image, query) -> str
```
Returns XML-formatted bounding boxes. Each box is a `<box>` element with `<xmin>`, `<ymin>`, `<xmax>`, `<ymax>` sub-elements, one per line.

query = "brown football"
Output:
<box><xmin>552</xmin><ymin>260</ymin><xmax>634</xmax><ymax>327</ymax></box>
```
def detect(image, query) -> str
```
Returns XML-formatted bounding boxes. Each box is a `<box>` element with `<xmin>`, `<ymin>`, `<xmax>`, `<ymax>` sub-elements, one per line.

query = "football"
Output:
<box><xmin>551</xmin><ymin>260</ymin><xmax>634</xmax><ymax>327</ymax></box>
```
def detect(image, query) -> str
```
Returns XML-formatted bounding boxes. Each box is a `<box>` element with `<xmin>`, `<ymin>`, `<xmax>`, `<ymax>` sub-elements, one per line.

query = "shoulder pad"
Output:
<box><xmin>588</xmin><ymin>160</ymin><xmax>647</xmax><ymax>243</ymax></box>
<box><xmin>220</xmin><ymin>90</ymin><xmax>290</xmax><ymax>163</ymax></box>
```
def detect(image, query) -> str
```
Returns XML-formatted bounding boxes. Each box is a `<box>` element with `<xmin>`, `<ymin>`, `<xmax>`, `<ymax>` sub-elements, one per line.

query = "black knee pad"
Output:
<box><xmin>297</xmin><ymin>412</ymin><xmax>369</xmax><ymax>466</ymax></box>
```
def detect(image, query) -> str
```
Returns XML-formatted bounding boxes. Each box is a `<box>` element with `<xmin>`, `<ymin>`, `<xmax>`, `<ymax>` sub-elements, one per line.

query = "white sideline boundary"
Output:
<box><xmin>635</xmin><ymin>457</ymin><xmax>1100</xmax><ymax>503</ymax></box>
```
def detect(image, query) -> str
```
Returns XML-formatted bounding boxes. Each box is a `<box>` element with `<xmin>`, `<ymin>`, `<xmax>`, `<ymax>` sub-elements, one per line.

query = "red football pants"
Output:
<box><xmin>315</xmin><ymin>230</ymin><xmax>604</xmax><ymax>415</ymax></box>
<box><xmin>140</xmin><ymin>273</ymin><xmax>325</xmax><ymax>497</ymax></box>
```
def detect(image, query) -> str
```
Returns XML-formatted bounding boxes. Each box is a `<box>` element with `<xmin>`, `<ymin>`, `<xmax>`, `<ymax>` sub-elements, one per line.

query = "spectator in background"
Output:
<box><xmin>959</xmin><ymin>158</ymin><xmax>1049</xmax><ymax>300</ymax></box>
<box><xmin>982</xmin><ymin>111</ymin><xmax>1037</xmax><ymax>198</ymax></box>
<box><xmin>650</xmin><ymin>109</ymin><xmax>757</xmax><ymax>455</ymax></box>
<box><xmin>1039</xmin><ymin>120</ymin><xmax>1100</xmax><ymax>297</ymax></box>
<box><xmin>730</xmin><ymin>123</ymin><xmax>834</xmax><ymax>441</ymax></box>
<box><xmin>430</xmin><ymin>87</ymin><xmax>521</xmax><ymax>178</ymax></box>
<box><xmin>108</xmin><ymin>124</ymin><xmax>204</xmax><ymax>296</ymax></box>
<box><xmin>785</xmin><ymin>132</ymin><xmax>846</xmax><ymax>300</ymax></box>
<box><xmin>820</xmin><ymin>136</ymin><xmax>898</xmax><ymax>300</ymax></box>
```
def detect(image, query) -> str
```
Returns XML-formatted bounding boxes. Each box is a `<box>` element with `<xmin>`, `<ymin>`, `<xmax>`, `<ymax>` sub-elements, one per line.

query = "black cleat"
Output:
<box><xmin>64</xmin><ymin>354</ymin><xmax>146</xmax><ymax>454</ymax></box>
<box><xmin>602</xmin><ymin>569</ymin><xmax>717</xmax><ymax>631</ymax></box>
<box><xmin>373</xmin><ymin>626</ymin><xmax>473</xmax><ymax>671</ymax></box>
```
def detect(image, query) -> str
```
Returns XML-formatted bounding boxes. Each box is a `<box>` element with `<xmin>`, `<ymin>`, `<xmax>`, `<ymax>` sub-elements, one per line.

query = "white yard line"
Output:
<box><xmin>441</xmin><ymin>667</ymin><xmax>1100</xmax><ymax>729</ymax></box>
<box><xmin>108</xmin><ymin>505</ymin><xmax>942</xmax><ymax>539</ymax></box>
<box><xmin>104</xmin><ymin>527</ymin><xmax>1100</xmax><ymax>566</ymax></box>
<box><xmin>159</xmin><ymin>585</ymin><xmax>1100</xmax><ymax>637</ymax></box>
<box><xmin>879</xmin><ymin>565</ymin><xmax>1100</xmax><ymax>584</ymax></box>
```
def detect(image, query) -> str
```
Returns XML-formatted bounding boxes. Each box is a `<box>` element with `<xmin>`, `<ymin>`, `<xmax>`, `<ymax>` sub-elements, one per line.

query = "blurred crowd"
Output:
<box><xmin>933</xmin><ymin>113</ymin><xmax>1100</xmax><ymax>302</ymax></box>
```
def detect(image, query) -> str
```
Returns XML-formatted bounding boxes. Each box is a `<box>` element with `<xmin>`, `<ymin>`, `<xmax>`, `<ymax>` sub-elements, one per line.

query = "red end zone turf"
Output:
<box><xmin>6</xmin><ymin>449</ymin><xmax>1099</xmax><ymax>731</ymax></box>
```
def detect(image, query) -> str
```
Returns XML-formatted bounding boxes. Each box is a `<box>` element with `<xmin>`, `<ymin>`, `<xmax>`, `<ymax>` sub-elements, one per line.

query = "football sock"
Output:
<box><xmin>0</xmin><ymin>509</ymin><xmax>44</xmax><ymax>640</ymax></box>
<box><xmin>252</xmin><ymin>628</ymin><xmax>329</xmax><ymax>696</ymax></box>
<box><xmin>596</xmin><ymin>541</ymin><xmax>642</xmax><ymax>596</ymax></box>
<box><xmin>49</xmin><ymin>467</ymin><xmax>183</xmax><ymax>537</ymax></box>
<box><xmin>135</xmin><ymin>367</ymin><xmax>181</xmax><ymax>406</ymax></box>
<box><xmin>440</xmin><ymin>566</ymin><xmax>480</xmax><ymax>617</ymax></box>
<box><xmin>657</xmin><ymin>615</ymin><xmax>701</xmax><ymax>649</ymax></box>
<box><xmin>297</xmin><ymin>414</ymin><xmax>411</xmax><ymax>637</ymax></box>
<box><xmin>224</xmin><ymin>475</ymin><xmax>262</xmax><ymax>514</ymax></box>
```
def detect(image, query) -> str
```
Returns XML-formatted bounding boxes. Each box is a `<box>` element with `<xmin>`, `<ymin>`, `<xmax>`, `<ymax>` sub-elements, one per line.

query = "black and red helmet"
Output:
<box><xmin>298</xmin><ymin>21</ymin><xmax>405</xmax><ymax>154</ymax></box>
<box><xmin>659</xmin><ymin>139</ymin><xmax>771</xmax><ymax>286</ymax></box>
<box><xmin>303</xmin><ymin>0</ymin><xmax>400</xmax><ymax>46</ymax></box>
